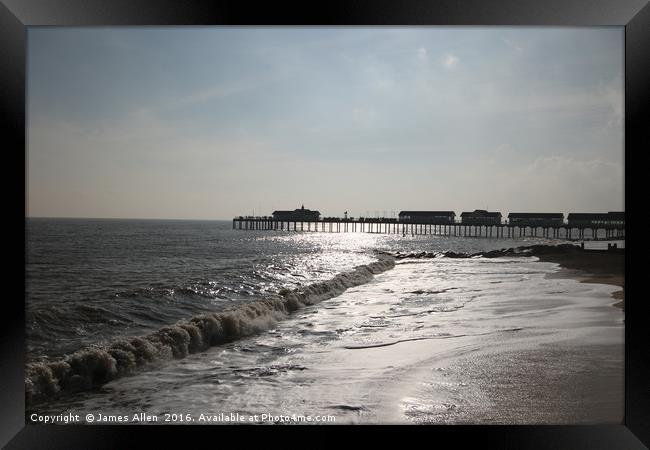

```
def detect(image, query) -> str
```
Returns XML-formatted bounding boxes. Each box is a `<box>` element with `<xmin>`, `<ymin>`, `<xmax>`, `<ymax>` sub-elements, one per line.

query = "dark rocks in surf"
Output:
<box><xmin>391</xmin><ymin>244</ymin><xmax>582</xmax><ymax>260</ymax></box>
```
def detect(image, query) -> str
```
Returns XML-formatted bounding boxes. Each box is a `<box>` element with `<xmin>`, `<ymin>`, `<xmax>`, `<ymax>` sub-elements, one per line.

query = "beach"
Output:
<box><xmin>406</xmin><ymin>245</ymin><xmax>625</xmax><ymax>424</ymax></box>
<box><xmin>26</xmin><ymin>225</ymin><xmax>626</xmax><ymax>424</ymax></box>
<box><xmin>535</xmin><ymin>247</ymin><xmax>625</xmax><ymax>309</ymax></box>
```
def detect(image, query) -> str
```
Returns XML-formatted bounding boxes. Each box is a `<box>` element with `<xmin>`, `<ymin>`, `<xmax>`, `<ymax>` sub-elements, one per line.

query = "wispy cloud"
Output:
<box><xmin>442</xmin><ymin>53</ymin><xmax>459</xmax><ymax>70</ymax></box>
<box><xmin>417</xmin><ymin>47</ymin><xmax>428</xmax><ymax>64</ymax></box>
<box><xmin>504</xmin><ymin>38</ymin><xmax>524</xmax><ymax>52</ymax></box>
<box><xmin>451</xmin><ymin>155</ymin><xmax>623</xmax><ymax>213</ymax></box>
<box><xmin>600</xmin><ymin>74</ymin><xmax>623</xmax><ymax>128</ymax></box>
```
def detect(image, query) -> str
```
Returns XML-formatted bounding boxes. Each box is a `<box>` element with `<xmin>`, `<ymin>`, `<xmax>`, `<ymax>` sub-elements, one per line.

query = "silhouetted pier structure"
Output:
<box><xmin>232</xmin><ymin>211</ymin><xmax>625</xmax><ymax>241</ymax></box>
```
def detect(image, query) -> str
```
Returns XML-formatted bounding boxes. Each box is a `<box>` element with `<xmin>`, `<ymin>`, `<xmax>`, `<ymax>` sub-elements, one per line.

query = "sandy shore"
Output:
<box><xmin>410</xmin><ymin>341</ymin><xmax>624</xmax><ymax>424</ymax></box>
<box><xmin>535</xmin><ymin>247</ymin><xmax>625</xmax><ymax>309</ymax></box>
<box><xmin>398</xmin><ymin>247</ymin><xmax>626</xmax><ymax>425</ymax></box>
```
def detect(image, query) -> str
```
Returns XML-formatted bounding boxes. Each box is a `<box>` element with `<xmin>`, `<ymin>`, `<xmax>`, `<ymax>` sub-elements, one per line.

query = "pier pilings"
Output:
<box><xmin>232</xmin><ymin>217</ymin><xmax>624</xmax><ymax>241</ymax></box>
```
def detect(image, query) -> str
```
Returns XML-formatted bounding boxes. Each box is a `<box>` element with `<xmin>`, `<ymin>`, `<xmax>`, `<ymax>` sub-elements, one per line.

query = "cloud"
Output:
<box><xmin>600</xmin><ymin>74</ymin><xmax>623</xmax><ymax>128</ymax></box>
<box><xmin>172</xmin><ymin>74</ymin><xmax>284</xmax><ymax>108</ymax></box>
<box><xmin>442</xmin><ymin>53</ymin><xmax>459</xmax><ymax>70</ymax></box>
<box><xmin>502</xmin><ymin>156</ymin><xmax>622</xmax><ymax>212</ymax></box>
<box><xmin>350</xmin><ymin>107</ymin><xmax>378</xmax><ymax>127</ymax></box>
<box><xmin>432</xmin><ymin>153</ymin><xmax>623</xmax><ymax>214</ymax></box>
<box><xmin>504</xmin><ymin>38</ymin><xmax>524</xmax><ymax>52</ymax></box>
<box><xmin>417</xmin><ymin>47</ymin><xmax>428</xmax><ymax>64</ymax></box>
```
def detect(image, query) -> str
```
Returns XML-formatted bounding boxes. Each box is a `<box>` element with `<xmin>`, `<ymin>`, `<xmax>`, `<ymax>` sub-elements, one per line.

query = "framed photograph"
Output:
<box><xmin>3</xmin><ymin>0</ymin><xmax>648</xmax><ymax>447</ymax></box>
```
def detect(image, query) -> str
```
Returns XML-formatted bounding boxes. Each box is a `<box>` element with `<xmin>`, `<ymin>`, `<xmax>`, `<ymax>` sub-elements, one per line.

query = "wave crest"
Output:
<box><xmin>25</xmin><ymin>255</ymin><xmax>395</xmax><ymax>407</ymax></box>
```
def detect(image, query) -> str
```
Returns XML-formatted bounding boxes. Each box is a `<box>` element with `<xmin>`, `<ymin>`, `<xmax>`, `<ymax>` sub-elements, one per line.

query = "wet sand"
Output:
<box><xmin>473</xmin><ymin>246</ymin><xmax>625</xmax><ymax>424</ymax></box>
<box><xmin>535</xmin><ymin>247</ymin><xmax>625</xmax><ymax>309</ymax></box>
<box><xmin>402</xmin><ymin>246</ymin><xmax>626</xmax><ymax>424</ymax></box>
<box><xmin>413</xmin><ymin>341</ymin><xmax>624</xmax><ymax>424</ymax></box>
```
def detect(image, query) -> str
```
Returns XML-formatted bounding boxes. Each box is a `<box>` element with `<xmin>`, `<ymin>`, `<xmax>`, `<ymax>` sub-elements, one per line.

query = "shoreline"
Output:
<box><xmin>399</xmin><ymin>247</ymin><xmax>626</xmax><ymax>424</ymax></box>
<box><xmin>535</xmin><ymin>248</ymin><xmax>625</xmax><ymax>309</ymax></box>
<box><xmin>405</xmin><ymin>340</ymin><xmax>624</xmax><ymax>425</ymax></box>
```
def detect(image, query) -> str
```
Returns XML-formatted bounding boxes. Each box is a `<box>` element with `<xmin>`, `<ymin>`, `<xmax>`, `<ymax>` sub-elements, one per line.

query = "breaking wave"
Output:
<box><xmin>25</xmin><ymin>255</ymin><xmax>395</xmax><ymax>407</ymax></box>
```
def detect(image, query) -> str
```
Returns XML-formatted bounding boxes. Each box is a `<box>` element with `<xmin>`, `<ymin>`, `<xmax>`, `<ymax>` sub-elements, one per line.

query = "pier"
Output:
<box><xmin>231</xmin><ymin>216</ymin><xmax>625</xmax><ymax>241</ymax></box>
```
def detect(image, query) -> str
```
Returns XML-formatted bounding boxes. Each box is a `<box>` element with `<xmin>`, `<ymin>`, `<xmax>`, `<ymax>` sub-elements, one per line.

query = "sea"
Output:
<box><xmin>25</xmin><ymin>218</ymin><xmax>625</xmax><ymax>424</ymax></box>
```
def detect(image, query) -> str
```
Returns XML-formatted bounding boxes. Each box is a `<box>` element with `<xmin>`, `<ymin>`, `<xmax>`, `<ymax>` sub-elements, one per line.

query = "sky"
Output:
<box><xmin>27</xmin><ymin>27</ymin><xmax>624</xmax><ymax>220</ymax></box>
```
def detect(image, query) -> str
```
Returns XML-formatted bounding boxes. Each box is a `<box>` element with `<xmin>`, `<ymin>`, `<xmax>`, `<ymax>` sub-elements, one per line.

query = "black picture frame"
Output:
<box><xmin>2</xmin><ymin>0</ymin><xmax>648</xmax><ymax>448</ymax></box>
